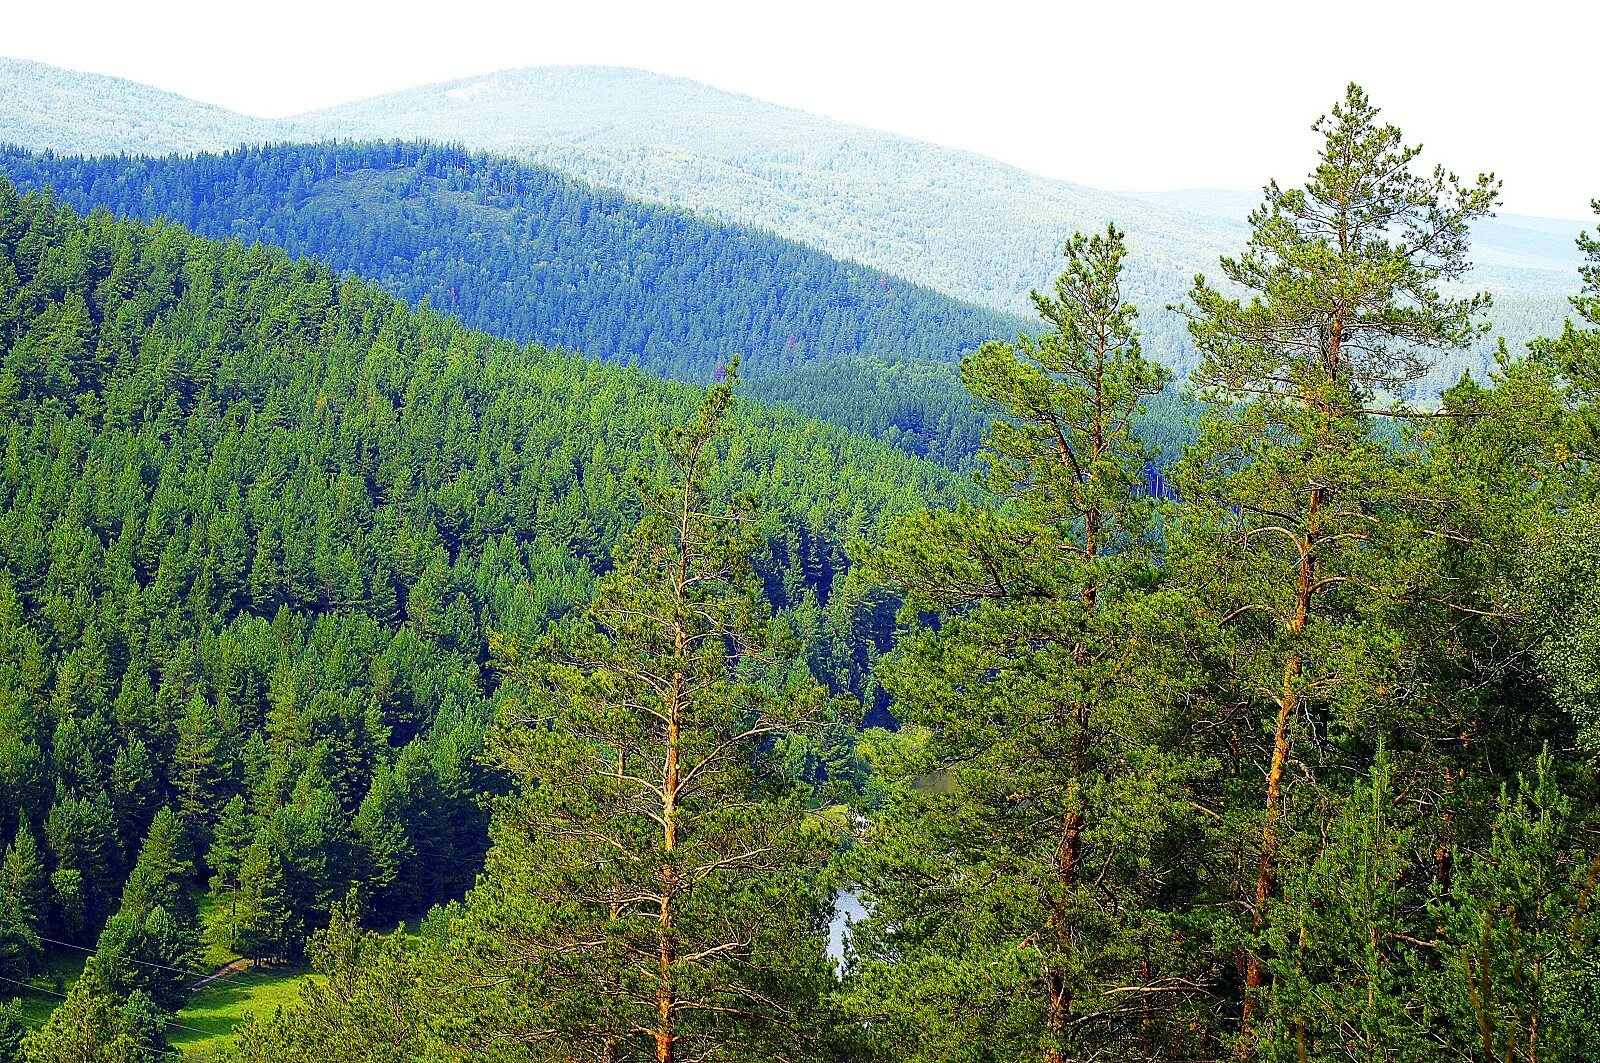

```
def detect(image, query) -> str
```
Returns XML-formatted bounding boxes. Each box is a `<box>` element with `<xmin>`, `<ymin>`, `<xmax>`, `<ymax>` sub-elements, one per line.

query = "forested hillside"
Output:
<box><xmin>205</xmin><ymin>86</ymin><xmax>1600</xmax><ymax>1063</ymax></box>
<box><xmin>0</xmin><ymin>141</ymin><xmax>1035</xmax><ymax>465</ymax></box>
<box><xmin>289</xmin><ymin>67</ymin><xmax>1587</xmax><ymax>383</ymax></box>
<box><xmin>0</xmin><ymin>176</ymin><xmax>967</xmax><ymax>1057</ymax></box>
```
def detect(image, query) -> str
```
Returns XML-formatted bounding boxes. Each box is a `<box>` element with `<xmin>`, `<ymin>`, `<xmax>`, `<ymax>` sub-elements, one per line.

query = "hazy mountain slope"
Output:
<box><xmin>0</xmin><ymin>56</ymin><xmax>282</xmax><ymax>153</ymax></box>
<box><xmin>3</xmin><ymin>59</ymin><xmax>1583</xmax><ymax>386</ymax></box>
<box><xmin>292</xmin><ymin>67</ymin><xmax>1220</xmax><ymax>314</ymax></box>
<box><xmin>1129</xmin><ymin>187</ymin><xmax>1584</xmax><ymax>278</ymax></box>
<box><xmin>291</xmin><ymin>66</ymin><xmax>1589</xmax><ymax>380</ymax></box>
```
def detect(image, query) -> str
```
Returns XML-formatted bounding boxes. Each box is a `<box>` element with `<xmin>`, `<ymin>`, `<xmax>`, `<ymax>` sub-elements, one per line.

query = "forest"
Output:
<box><xmin>1</xmin><ymin>83</ymin><xmax>1598</xmax><ymax>1062</ymax></box>
<box><xmin>0</xmin><ymin>140</ymin><xmax>1038</xmax><ymax>466</ymax></box>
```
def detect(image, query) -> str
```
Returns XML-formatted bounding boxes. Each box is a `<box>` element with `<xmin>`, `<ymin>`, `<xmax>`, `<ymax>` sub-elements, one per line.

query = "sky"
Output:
<box><xmin>3</xmin><ymin>0</ymin><xmax>1594</xmax><ymax>219</ymax></box>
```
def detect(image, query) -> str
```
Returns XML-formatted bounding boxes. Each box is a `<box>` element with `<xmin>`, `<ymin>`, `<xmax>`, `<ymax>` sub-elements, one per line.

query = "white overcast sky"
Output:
<box><xmin>4</xmin><ymin>0</ymin><xmax>1594</xmax><ymax>218</ymax></box>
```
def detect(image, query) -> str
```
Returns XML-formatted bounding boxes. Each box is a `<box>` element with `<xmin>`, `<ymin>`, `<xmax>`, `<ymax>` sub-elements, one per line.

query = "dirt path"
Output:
<box><xmin>190</xmin><ymin>958</ymin><xmax>255</xmax><ymax>989</ymax></box>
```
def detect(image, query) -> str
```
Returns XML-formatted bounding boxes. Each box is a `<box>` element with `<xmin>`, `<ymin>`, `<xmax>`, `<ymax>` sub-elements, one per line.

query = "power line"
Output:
<box><xmin>0</xmin><ymin>972</ymin><xmax>186</xmax><ymax>1056</ymax></box>
<box><xmin>36</xmin><ymin>935</ymin><xmax>287</xmax><ymax>992</ymax></box>
<box><xmin>0</xmin><ymin>972</ymin><xmax>67</xmax><ymax>999</ymax></box>
<box><xmin>0</xmin><ymin>973</ymin><xmax>216</xmax><ymax>1037</ymax></box>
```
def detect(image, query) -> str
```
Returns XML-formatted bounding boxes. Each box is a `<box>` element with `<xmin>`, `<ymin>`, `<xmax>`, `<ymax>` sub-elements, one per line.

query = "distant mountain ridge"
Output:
<box><xmin>0</xmin><ymin>57</ymin><xmax>279</xmax><ymax>153</ymax></box>
<box><xmin>0</xmin><ymin>57</ymin><xmax>1586</xmax><ymax>387</ymax></box>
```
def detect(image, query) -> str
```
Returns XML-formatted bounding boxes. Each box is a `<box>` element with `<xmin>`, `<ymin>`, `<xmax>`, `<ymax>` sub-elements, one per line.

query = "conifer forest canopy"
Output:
<box><xmin>0</xmin><ymin>76</ymin><xmax>1598</xmax><ymax>1063</ymax></box>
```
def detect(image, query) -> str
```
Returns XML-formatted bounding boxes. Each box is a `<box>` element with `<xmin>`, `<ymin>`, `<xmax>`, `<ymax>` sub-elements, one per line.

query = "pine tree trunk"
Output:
<box><xmin>1236</xmin><ymin>653</ymin><xmax>1299</xmax><ymax>1055</ymax></box>
<box><xmin>1045</xmin><ymin>795</ymin><xmax>1086</xmax><ymax>1063</ymax></box>
<box><xmin>654</xmin><ymin>481</ymin><xmax>694</xmax><ymax>1063</ymax></box>
<box><xmin>1237</xmin><ymin>472</ymin><xmax>1319</xmax><ymax>1058</ymax></box>
<box><xmin>1042</xmin><ymin>483</ymin><xmax>1099</xmax><ymax>1063</ymax></box>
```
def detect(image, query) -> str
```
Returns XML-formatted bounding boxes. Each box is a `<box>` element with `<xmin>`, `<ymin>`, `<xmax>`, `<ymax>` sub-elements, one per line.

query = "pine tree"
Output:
<box><xmin>43</xmin><ymin>792</ymin><xmax>121</xmax><ymax>937</ymax></box>
<box><xmin>108</xmin><ymin>741</ymin><xmax>159</xmax><ymax>855</ymax></box>
<box><xmin>1442</xmin><ymin>752</ymin><xmax>1598</xmax><ymax>1062</ymax></box>
<box><xmin>171</xmin><ymin>695</ymin><xmax>230</xmax><ymax>833</ymax></box>
<box><xmin>0</xmin><ymin>1000</ymin><xmax>26</xmax><ymax>1063</ymax></box>
<box><xmin>231</xmin><ymin>891</ymin><xmax>435</xmax><ymax>1062</ymax></box>
<box><xmin>94</xmin><ymin>903</ymin><xmax>195</xmax><ymax>1012</ymax></box>
<box><xmin>351</xmin><ymin>763</ymin><xmax>413</xmax><ymax>917</ymax></box>
<box><xmin>1176</xmin><ymin>84</ymin><xmax>1499</xmax><ymax>1057</ymax></box>
<box><xmin>1</xmin><ymin>824</ymin><xmax>48</xmax><ymax>935</ymax></box>
<box><xmin>0</xmin><ymin>823</ymin><xmax>47</xmax><ymax>980</ymax></box>
<box><xmin>1532</xmin><ymin>201</ymin><xmax>1600</xmax><ymax>480</ymax></box>
<box><xmin>118</xmin><ymin>807</ymin><xmax>197</xmax><ymax>925</ymax></box>
<box><xmin>848</xmin><ymin>227</ymin><xmax>1202</xmax><ymax>1062</ymax></box>
<box><xmin>472</xmin><ymin>364</ymin><xmax>834</xmax><ymax>1063</ymax></box>
<box><xmin>205</xmin><ymin>793</ymin><xmax>254</xmax><ymax>951</ymax></box>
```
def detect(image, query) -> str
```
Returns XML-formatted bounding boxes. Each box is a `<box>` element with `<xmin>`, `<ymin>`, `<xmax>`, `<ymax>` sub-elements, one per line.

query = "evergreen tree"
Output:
<box><xmin>0</xmin><ymin>824</ymin><xmax>47</xmax><ymax>979</ymax></box>
<box><xmin>94</xmin><ymin>903</ymin><xmax>195</xmax><ymax>1012</ymax></box>
<box><xmin>471</xmin><ymin>365</ymin><xmax>835</xmax><ymax>1062</ymax></box>
<box><xmin>107</xmin><ymin>741</ymin><xmax>159</xmax><ymax>855</ymax></box>
<box><xmin>231</xmin><ymin>891</ymin><xmax>436</xmax><ymax>1062</ymax></box>
<box><xmin>1440</xmin><ymin>753</ymin><xmax>1598</xmax><ymax>1062</ymax></box>
<box><xmin>0</xmin><ymin>824</ymin><xmax>48</xmax><ymax>936</ymax></box>
<box><xmin>1175</xmin><ymin>84</ymin><xmax>1499</xmax><ymax>1056</ymax></box>
<box><xmin>351</xmin><ymin>764</ymin><xmax>413</xmax><ymax>917</ymax></box>
<box><xmin>171</xmin><ymin>695</ymin><xmax>231</xmax><ymax>834</ymax></box>
<box><xmin>18</xmin><ymin>959</ymin><xmax>160</xmax><ymax>1063</ymax></box>
<box><xmin>1532</xmin><ymin>201</ymin><xmax>1600</xmax><ymax>480</ymax></box>
<box><xmin>0</xmin><ymin>906</ymin><xmax>36</xmax><ymax>984</ymax></box>
<box><xmin>206</xmin><ymin>793</ymin><xmax>254</xmax><ymax>950</ymax></box>
<box><xmin>118</xmin><ymin>807</ymin><xmax>197</xmax><ymax>926</ymax></box>
<box><xmin>43</xmin><ymin>792</ymin><xmax>121</xmax><ymax>938</ymax></box>
<box><xmin>234</xmin><ymin>838</ymin><xmax>300</xmax><ymax>965</ymax></box>
<box><xmin>0</xmin><ymin>1000</ymin><xmax>25</xmax><ymax>1063</ymax></box>
<box><xmin>848</xmin><ymin>227</ymin><xmax>1202</xmax><ymax>1062</ymax></box>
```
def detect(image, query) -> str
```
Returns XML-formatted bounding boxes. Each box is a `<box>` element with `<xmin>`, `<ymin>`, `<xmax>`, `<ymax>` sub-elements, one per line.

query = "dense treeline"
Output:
<box><xmin>0</xmin><ymin>140</ymin><xmax>1040</xmax><ymax>463</ymax></box>
<box><xmin>0</xmin><ymin>175</ymin><xmax>968</xmax><ymax>1057</ymax></box>
<box><xmin>7</xmin><ymin>86</ymin><xmax>1600</xmax><ymax>1063</ymax></box>
<box><xmin>0</xmin><ymin>140</ymin><xmax>1205</xmax><ymax>470</ymax></box>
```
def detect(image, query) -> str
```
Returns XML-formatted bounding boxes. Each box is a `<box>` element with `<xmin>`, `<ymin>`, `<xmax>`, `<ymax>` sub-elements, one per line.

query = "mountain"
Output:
<box><xmin>291</xmin><ymin>68</ymin><xmax>1224</xmax><ymax>309</ymax></box>
<box><xmin>2</xmin><ymin>58</ymin><xmax>1585</xmax><ymax>390</ymax></box>
<box><xmin>0</xmin><ymin>57</ymin><xmax>280</xmax><ymax>154</ymax></box>
<box><xmin>291</xmin><ymin>67</ymin><xmax>1587</xmax><ymax>370</ymax></box>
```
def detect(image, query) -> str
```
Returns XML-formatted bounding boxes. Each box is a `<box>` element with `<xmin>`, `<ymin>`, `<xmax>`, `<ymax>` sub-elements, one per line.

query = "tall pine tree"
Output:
<box><xmin>848</xmin><ymin>227</ymin><xmax>1203</xmax><ymax>1062</ymax></box>
<box><xmin>466</xmin><ymin>364</ymin><xmax>835</xmax><ymax>1063</ymax></box>
<box><xmin>1175</xmin><ymin>84</ymin><xmax>1498</xmax><ymax>1057</ymax></box>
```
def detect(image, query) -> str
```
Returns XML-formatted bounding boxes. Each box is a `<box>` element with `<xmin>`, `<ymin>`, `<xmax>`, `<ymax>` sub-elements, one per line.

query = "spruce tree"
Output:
<box><xmin>1175</xmin><ymin>84</ymin><xmax>1498</xmax><ymax>1056</ymax></box>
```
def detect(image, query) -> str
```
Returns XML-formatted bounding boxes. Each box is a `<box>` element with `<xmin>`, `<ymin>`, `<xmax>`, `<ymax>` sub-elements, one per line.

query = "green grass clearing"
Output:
<box><xmin>169</xmin><ymin>964</ymin><xmax>314</xmax><ymax>1060</ymax></box>
<box><xmin>6</xmin><ymin>951</ymin><xmax>86</xmax><ymax>1027</ymax></box>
